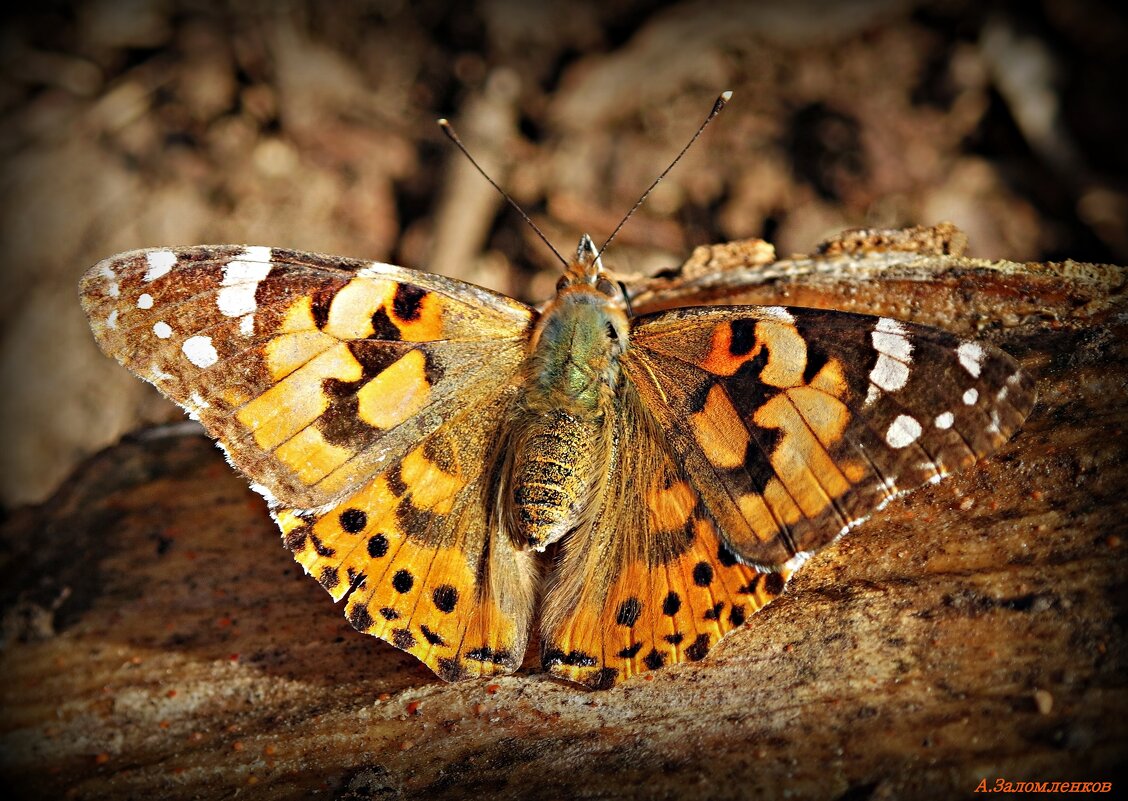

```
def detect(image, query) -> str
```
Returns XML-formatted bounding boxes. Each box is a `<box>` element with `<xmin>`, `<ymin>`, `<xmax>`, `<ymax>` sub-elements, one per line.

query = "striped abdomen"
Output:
<box><xmin>509</xmin><ymin>410</ymin><xmax>609</xmax><ymax>550</ymax></box>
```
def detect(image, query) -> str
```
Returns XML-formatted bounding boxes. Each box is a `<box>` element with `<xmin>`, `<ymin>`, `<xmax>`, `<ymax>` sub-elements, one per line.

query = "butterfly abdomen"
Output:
<box><xmin>509</xmin><ymin>411</ymin><xmax>607</xmax><ymax>550</ymax></box>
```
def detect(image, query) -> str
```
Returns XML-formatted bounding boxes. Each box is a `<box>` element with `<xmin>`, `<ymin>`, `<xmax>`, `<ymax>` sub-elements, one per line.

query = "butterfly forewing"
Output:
<box><xmin>625</xmin><ymin>305</ymin><xmax>1036</xmax><ymax>568</ymax></box>
<box><xmin>81</xmin><ymin>246</ymin><xmax>534</xmax><ymax>510</ymax></box>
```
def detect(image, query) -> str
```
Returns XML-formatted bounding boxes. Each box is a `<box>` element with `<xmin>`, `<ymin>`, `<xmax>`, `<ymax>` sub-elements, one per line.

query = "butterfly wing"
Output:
<box><xmin>542</xmin><ymin>305</ymin><xmax>1035</xmax><ymax>687</ymax></box>
<box><xmin>81</xmin><ymin>245</ymin><xmax>533</xmax><ymax>510</ymax></box>
<box><xmin>540</xmin><ymin>382</ymin><xmax>790</xmax><ymax>688</ymax></box>
<box><xmin>273</xmin><ymin>391</ymin><xmax>539</xmax><ymax>680</ymax></box>
<box><xmin>81</xmin><ymin>245</ymin><xmax>538</xmax><ymax>679</ymax></box>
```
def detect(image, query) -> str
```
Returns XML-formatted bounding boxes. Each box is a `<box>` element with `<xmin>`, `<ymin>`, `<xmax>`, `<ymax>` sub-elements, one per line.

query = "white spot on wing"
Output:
<box><xmin>963</xmin><ymin>388</ymin><xmax>979</xmax><ymax>405</ymax></box>
<box><xmin>760</xmin><ymin>306</ymin><xmax>795</xmax><ymax>323</ymax></box>
<box><xmin>358</xmin><ymin>261</ymin><xmax>400</xmax><ymax>278</ymax></box>
<box><xmin>137</xmin><ymin>293</ymin><xmax>154</xmax><ymax>309</ymax></box>
<box><xmin>153</xmin><ymin>321</ymin><xmax>173</xmax><ymax>339</ymax></box>
<box><xmin>885</xmin><ymin>415</ymin><xmax>922</xmax><ymax>449</ymax></box>
<box><xmin>98</xmin><ymin>264</ymin><xmax>121</xmax><ymax>298</ymax></box>
<box><xmin>182</xmin><ymin>335</ymin><xmax>218</xmax><ymax>368</ymax></box>
<box><xmin>872</xmin><ymin>330</ymin><xmax>912</xmax><ymax>361</ymax></box>
<box><xmin>865</xmin><ymin>383</ymin><xmax>882</xmax><ymax>406</ymax></box>
<box><xmin>239</xmin><ymin>313</ymin><xmax>255</xmax><ymax>336</ymax></box>
<box><xmin>934</xmin><ymin>411</ymin><xmax>954</xmax><ymax>429</ymax></box>
<box><xmin>217</xmin><ymin>248</ymin><xmax>273</xmax><ymax>317</ymax></box>
<box><xmin>144</xmin><ymin>250</ymin><xmax>177</xmax><ymax>282</ymax></box>
<box><xmin>876</xmin><ymin>317</ymin><xmax>907</xmax><ymax>335</ymax></box>
<box><xmin>870</xmin><ymin>353</ymin><xmax>909</xmax><ymax>392</ymax></box>
<box><xmin>869</xmin><ymin>317</ymin><xmax>913</xmax><ymax>396</ymax></box>
<box><xmin>957</xmin><ymin>341</ymin><xmax>984</xmax><ymax>377</ymax></box>
<box><xmin>106</xmin><ymin>310</ymin><xmax>119</xmax><ymax>329</ymax></box>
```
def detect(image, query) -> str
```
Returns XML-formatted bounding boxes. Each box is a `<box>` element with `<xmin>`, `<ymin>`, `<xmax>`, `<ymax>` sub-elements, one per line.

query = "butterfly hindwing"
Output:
<box><xmin>81</xmin><ymin>245</ymin><xmax>534</xmax><ymax>510</ymax></box>
<box><xmin>274</xmin><ymin>390</ymin><xmax>538</xmax><ymax>680</ymax></box>
<box><xmin>625</xmin><ymin>305</ymin><xmax>1037</xmax><ymax>568</ymax></box>
<box><xmin>541</xmin><ymin>384</ymin><xmax>790</xmax><ymax>688</ymax></box>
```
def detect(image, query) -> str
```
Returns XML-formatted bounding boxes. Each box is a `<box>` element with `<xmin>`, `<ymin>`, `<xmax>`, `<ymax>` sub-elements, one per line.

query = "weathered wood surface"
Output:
<box><xmin>1</xmin><ymin>235</ymin><xmax>1125</xmax><ymax>800</ymax></box>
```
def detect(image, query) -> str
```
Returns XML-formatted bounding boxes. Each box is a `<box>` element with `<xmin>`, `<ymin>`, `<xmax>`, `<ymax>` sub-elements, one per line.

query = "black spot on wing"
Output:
<box><xmin>392</xmin><ymin>628</ymin><xmax>416</xmax><ymax>650</ymax></box>
<box><xmin>367</xmin><ymin>533</ymin><xmax>389</xmax><ymax>558</ymax></box>
<box><xmin>419</xmin><ymin>623</ymin><xmax>445</xmax><ymax>646</ymax></box>
<box><xmin>642</xmin><ymin>649</ymin><xmax>666</xmax><ymax>670</ymax></box>
<box><xmin>392</xmin><ymin>569</ymin><xmax>414</xmax><ymax>593</ymax></box>
<box><xmin>379</xmin><ymin>607</ymin><xmax>400</xmax><ymax>621</ymax></box>
<box><xmin>339</xmin><ymin>508</ymin><xmax>367</xmax><ymax>534</ymax></box>
<box><xmin>437</xmin><ymin>657</ymin><xmax>464</xmax><ymax>681</ymax></box>
<box><xmin>284</xmin><ymin>525</ymin><xmax>309</xmax><ymax>552</ymax></box>
<box><xmin>693</xmin><ymin>561</ymin><xmax>714</xmax><ymax>587</ymax></box>
<box><xmin>730</xmin><ymin>604</ymin><xmax>746</xmax><ymax>627</ymax></box>
<box><xmin>348</xmin><ymin>604</ymin><xmax>374</xmax><ymax>631</ymax></box>
<box><xmin>432</xmin><ymin>585</ymin><xmax>459</xmax><ymax>614</ymax></box>
<box><xmin>662</xmin><ymin>592</ymin><xmax>682</xmax><ymax>616</ymax></box>
<box><xmin>729</xmin><ymin>319</ymin><xmax>757</xmax><ymax>356</ymax></box>
<box><xmin>685</xmin><ymin>634</ymin><xmax>710</xmax><ymax>661</ymax></box>
<box><xmin>718</xmin><ymin>542</ymin><xmax>739</xmax><ymax>567</ymax></box>
<box><xmin>393</xmin><ymin>284</ymin><xmax>428</xmax><ymax>321</ymax></box>
<box><xmin>318</xmin><ymin>566</ymin><xmax>340</xmax><ymax>590</ymax></box>
<box><xmin>664</xmin><ymin>632</ymin><xmax>684</xmax><ymax>645</ymax></box>
<box><xmin>617</xmin><ymin>642</ymin><xmax>643</xmax><ymax>659</ymax></box>
<box><xmin>369</xmin><ymin>307</ymin><xmax>402</xmax><ymax>341</ymax></box>
<box><xmin>764</xmin><ymin>572</ymin><xmax>786</xmax><ymax>595</ymax></box>
<box><xmin>616</xmin><ymin>597</ymin><xmax>642</xmax><ymax>627</ymax></box>
<box><xmin>587</xmin><ymin>668</ymin><xmax>619</xmax><ymax>690</ymax></box>
<box><xmin>309</xmin><ymin>533</ymin><xmax>335</xmax><ymax>557</ymax></box>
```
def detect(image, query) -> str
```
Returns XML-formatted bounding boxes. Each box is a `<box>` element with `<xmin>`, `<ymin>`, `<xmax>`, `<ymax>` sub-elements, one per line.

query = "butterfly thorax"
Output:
<box><xmin>507</xmin><ymin>242</ymin><xmax>630</xmax><ymax>551</ymax></box>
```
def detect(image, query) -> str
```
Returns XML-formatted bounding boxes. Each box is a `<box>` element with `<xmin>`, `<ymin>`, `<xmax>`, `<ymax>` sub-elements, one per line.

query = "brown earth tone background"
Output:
<box><xmin>1</xmin><ymin>1</ymin><xmax>1126</xmax><ymax>799</ymax></box>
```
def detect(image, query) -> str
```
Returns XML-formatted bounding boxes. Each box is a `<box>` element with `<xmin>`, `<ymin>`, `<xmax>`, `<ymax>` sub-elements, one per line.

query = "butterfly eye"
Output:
<box><xmin>605</xmin><ymin>321</ymin><xmax>619</xmax><ymax>342</ymax></box>
<box><xmin>556</xmin><ymin>276</ymin><xmax>569</xmax><ymax>292</ymax></box>
<box><xmin>596</xmin><ymin>277</ymin><xmax>617</xmax><ymax>296</ymax></box>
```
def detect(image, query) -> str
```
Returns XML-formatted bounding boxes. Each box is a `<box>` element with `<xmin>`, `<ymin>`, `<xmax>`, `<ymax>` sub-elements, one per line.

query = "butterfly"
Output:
<box><xmin>79</xmin><ymin>228</ymin><xmax>1035</xmax><ymax>688</ymax></box>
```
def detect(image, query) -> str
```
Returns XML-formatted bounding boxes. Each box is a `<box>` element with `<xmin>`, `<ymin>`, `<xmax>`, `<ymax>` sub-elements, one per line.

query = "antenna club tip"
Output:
<box><xmin>720</xmin><ymin>90</ymin><xmax>733</xmax><ymax>101</ymax></box>
<box><xmin>437</xmin><ymin>118</ymin><xmax>450</xmax><ymax>127</ymax></box>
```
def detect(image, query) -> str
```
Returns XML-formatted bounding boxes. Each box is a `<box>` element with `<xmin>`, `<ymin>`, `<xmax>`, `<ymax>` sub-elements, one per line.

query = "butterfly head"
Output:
<box><xmin>555</xmin><ymin>234</ymin><xmax>631</xmax><ymax>312</ymax></box>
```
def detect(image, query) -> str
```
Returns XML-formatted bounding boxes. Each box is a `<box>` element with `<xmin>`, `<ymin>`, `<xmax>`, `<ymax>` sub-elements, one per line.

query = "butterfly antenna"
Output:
<box><xmin>595</xmin><ymin>90</ymin><xmax>732</xmax><ymax>263</ymax></box>
<box><xmin>438</xmin><ymin>118</ymin><xmax>569</xmax><ymax>268</ymax></box>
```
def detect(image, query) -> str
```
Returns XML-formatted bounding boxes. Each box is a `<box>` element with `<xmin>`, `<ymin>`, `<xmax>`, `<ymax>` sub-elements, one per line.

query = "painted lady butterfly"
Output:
<box><xmin>79</xmin><ymin>101</ymin><xmax>1035</xmax><ymax>689</ymax></box>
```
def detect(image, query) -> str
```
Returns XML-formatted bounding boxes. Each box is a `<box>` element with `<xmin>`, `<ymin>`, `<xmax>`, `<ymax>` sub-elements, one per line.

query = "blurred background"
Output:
<box><xmin>1</xmin><ymin>0</ymin><xmax>1125</xmax><ymax>510</ymax></box>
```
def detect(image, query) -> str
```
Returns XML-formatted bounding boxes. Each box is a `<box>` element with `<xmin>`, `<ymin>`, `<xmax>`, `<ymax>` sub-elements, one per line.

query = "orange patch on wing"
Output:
<box><xmin>323</xmin><ymin>278</ymin><xmax>396</xmax><ymax>339</ymax></box>
<box><xmin>357</xmin><ymin>349</ymin><xmax>433</xmax><ymax>430</ymax></box>
<box><xmin>274</xmin><ymin>426</ymin><xmax>356</xmax><ymax>485</ymax></box>
<box><xmin>392</xmin><ymin>291</ymin><xmax>445</xmax><ymax>342</ymax></box>
<box><xmin>399</xmin><ymin>445</ymin><xmax>464</xmax><ymax>514</ymax></box>
<box><xmin>238</xmin><ymin>343</ymin><xmax>362</xmax><ymax>449</ymax></box>
<box><xmin>737</xmin><ymin>492</ymin><xmax>787</xmax><ymax>543</ymax></box>
<box><xmin>689</xmin><ymin>384</ymin><xmax>749</xmax><ymax>468</ymax></box>
<box><xmin>699</xmin><ymin>321</ymin><xmax>808</xmax><ymax>389</ymax></box>
<box><xmin>755</xmin><ymin>321</ymin><xmax>807</xmax><ymax>388</ymax></box>
<box><xmin>546</xmin><ymin>516</ymin><xmax>792</xmax><ymax>687</ymax></box>
<box><xmin>646</xmin><ymin>477</ymin><xmax>696</xmax><ymax>534</ymax></box>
